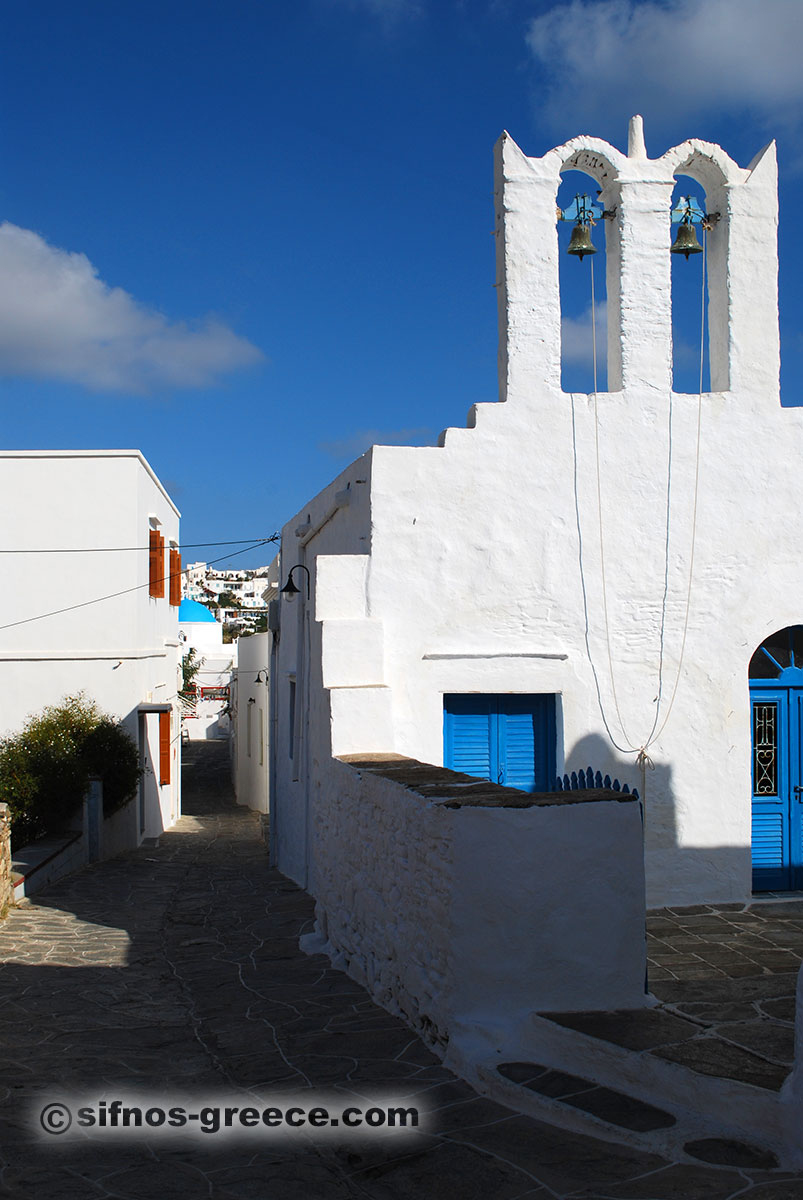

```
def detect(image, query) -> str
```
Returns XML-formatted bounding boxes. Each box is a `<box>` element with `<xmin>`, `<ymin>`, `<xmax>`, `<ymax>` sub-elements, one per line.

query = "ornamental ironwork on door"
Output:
<box><xmin>752</xmin><ymin>702</ymin><xmax>778</xmax><ymax>796</ymax></box>
<box><xmin>749</xmin><ymin>626</ymin><xmax>803</xmax><ymax>891</ymax></box>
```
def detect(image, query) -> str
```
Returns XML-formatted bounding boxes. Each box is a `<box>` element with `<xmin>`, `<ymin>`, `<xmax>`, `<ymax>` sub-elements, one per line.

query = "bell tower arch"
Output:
<box><xmin>494</xmin><ymin>116</ymin><xmax>779</xmax><ymax>408</ymax></box>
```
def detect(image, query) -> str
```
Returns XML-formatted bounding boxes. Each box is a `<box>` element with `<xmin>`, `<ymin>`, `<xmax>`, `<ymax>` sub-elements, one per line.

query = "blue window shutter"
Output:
<box><xmin>444</xmin><ymin>695</ymin><xmax>493</xmax><ymax>781</ymax></box>
<box><xmin>500</xmin><ymin>708</ymin><xmax>538</xmax><ymax>791</ymax></box>
<box><xmin>444</xmin><ymin>694</ymin><xmax>556</xmax><ymax>793</ymax></box>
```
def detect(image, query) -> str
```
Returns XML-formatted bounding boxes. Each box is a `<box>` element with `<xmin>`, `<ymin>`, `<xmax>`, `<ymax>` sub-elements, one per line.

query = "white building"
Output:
<box><xmin>271</xmin><ymin>118</ymin><xmax>803</xmax><ymax>921</ymax></box>
<box><xmin>230</xmin><ymin>631</ymin><xmax>271</xmax><ymax>817</ymax></box>
<box><xmin>0</xmin><ymin>449</ymin><xmax>182</xmax><ymax>853</ymax></box>
<box><xmin>178</xmin><ymin>598</ymin><xmax>236</xmax><ymax>740</ymax></box>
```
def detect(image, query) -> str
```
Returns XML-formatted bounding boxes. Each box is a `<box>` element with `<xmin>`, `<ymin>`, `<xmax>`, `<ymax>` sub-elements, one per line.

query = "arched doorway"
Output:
<box><xmin>749</xmin><ymin>626</ymin><xmax>803</xmax><ymax>891</ymax></box>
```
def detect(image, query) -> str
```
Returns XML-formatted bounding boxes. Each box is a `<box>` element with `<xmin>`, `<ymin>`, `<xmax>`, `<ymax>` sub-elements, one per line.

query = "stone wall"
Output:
<box><xmin>307</xmin><ymin>756</ymin><xmax>647</xmax><ymax>1053</ymax></box>
<box><xmin>310</xmin><ymin>757</ymin><xmax>453</xmax><ymax>1046</ymax></box>
<box><xmin>0</xmin><ymin>804</ymin><xmax>12</xmax><ymax>916</ymax></box>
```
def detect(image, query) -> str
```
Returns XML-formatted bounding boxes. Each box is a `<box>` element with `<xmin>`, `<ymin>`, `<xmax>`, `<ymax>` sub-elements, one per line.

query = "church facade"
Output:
<box><xmin>271</xmin><ymin>119</ymin><xmax>803</xmax><ymax>908</ymax></box>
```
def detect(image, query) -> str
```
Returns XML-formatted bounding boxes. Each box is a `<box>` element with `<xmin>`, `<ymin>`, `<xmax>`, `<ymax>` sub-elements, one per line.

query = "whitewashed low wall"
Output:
<box><xmin>307</xmin><ymin>758</ymin><xmax>647</xmax><ymax>1050</ymax></box>
<box><xmin>13</xmin><ymin>832</ymin><xmax>87</xmax><ymax>902</ymax></box>
<box><xmin>309</xmin><ymin>759</ymin><xmax>453</xmax><ymax>1045</ymax></box>
<box><xmin>11</xmin><ymin>787</ymin><xmax>141</xmax><ymax>901</ymax></box>
<box><xmin>451</xmin><ymin>800</ymin><xmax>647</xmax><ymax>1016</ymax></box>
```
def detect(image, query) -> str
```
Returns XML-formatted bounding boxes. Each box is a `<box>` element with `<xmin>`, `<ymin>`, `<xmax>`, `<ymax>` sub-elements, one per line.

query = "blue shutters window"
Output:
<box><xmin>443</xmin><ymin>693</ymin><xmax>557</xmax><ymax>794</ymax></box>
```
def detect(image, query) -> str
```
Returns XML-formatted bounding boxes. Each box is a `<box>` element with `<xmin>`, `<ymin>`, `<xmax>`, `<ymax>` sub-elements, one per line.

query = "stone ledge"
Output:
<box><xmin>337</xmin><ymin>755</ymin><xmax>642</xmax><ymax>809</ymax></box>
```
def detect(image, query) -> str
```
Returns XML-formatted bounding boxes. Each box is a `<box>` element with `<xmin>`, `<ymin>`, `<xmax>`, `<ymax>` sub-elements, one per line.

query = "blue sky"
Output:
<box><xmin>1</xmin><ymin>0</ymin><xmax>801</xmax><ymax>567</ymax></box>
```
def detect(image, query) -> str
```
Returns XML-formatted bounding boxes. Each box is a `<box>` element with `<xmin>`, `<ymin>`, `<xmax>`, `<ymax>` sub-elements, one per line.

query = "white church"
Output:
<box><xmin>270</xmin><ymin>117</ymin><xmax>803</xmax><ymax>914</ymax></box>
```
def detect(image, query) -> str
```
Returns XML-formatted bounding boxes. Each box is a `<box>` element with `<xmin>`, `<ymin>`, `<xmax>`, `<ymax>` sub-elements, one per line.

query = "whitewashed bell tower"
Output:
<box><xmin>495</xmin><ymin>114</ymin><xmax>779</xmax><ymax>404</ymax></box>
<box><xmin>490</xmin><ymin>117</ymin><xmax>800</xmax><ymax>903</ymax></box>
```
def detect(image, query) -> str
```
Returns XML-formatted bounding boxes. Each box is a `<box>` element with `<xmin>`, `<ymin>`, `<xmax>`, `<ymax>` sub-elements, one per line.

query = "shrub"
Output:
<box><xmin>0</xmin><ymin>694</ymin><xmax>142</xmax><ymax>850</ymax></box>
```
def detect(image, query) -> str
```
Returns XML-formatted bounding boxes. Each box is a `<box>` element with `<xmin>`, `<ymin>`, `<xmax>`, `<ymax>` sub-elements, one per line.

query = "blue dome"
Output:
<box><xmin>178</xmin><ymin>598</ymin><xmax>218</xmax><ymax>623</ymax></box>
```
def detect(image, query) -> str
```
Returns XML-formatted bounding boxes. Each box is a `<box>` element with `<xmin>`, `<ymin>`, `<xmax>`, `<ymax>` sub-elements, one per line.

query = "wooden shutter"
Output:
<box><xmin>444</xmin><ymin>694</ymin><xmax>556</xmax><ymax>793</ymax></box>
<box><xmin>159</xmin><ymin>711</ymin><xmax>171</xmax><ymax>785</ymax></box>
<box><xmin>500</xmin><ymin>699</ymin><xmax>542</xmax><ymax>792</ymax></box>
<box><xmin>443</xmin><ymin>695</ymin><xmax>494</xmax><ymax>781</ymax></box>
<box><xmin>149</xmin><ymin>529</ymin><xmax>165</xmax><ymax>598</ymax></box>
<box><xmin>169</xmin><ymin>550</ymin><xmax>182</xmax><ymax>606</ymax></box>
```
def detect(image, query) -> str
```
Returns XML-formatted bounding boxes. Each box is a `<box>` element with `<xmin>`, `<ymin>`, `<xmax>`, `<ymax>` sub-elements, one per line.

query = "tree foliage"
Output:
<box><xmin>0</xmin><ymin>694</ymin><xmax>141</xmax><ymax>850</ymax></box>
<box><xmin>179</xmin><ymin>647</ymin><xmax>204</xmax><ymax>713</ymax></box>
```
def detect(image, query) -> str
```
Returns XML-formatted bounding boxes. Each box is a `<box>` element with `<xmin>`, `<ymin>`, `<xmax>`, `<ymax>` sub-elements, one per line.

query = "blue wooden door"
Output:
<box><xmin>750</xmin><ymin>627</ymin><xmax>803</xmax><ymax>891</ymax></box>
<box><xmin>443</xmin><ymin>694</ymin><xmax>556</xmax><ymax>793</ymax></box>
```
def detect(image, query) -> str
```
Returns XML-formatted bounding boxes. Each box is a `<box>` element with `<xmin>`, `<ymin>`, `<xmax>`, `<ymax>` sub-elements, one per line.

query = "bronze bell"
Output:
<box><xmin>567</xmin><ymin>221</ymin><xmax>596</xmax><ymax>260</ymax></box>
<box><xmin>671</xmin><ymin>221</ymin><xmax>703</xmax><ymax>259</ymax></box>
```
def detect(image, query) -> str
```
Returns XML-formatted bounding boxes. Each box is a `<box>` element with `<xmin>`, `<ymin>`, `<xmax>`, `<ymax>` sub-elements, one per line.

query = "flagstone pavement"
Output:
<box><xmin>0</xmin><ymin>741</ymin><xmax>801</xmax><ymax>1199</ymax></box>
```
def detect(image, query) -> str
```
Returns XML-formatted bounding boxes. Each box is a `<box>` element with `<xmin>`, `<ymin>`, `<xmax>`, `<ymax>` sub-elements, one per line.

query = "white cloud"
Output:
<box><xmin>562</xmin><ymin>302</ymin><xmax>607</xmax><ymax>367</ymax></box>
<box><xmin>0</xmin><ymin>223</ymin><xmax>263</xmax><ymax>393</ymax></box>
<box><xmin>319</xmin><ymin>427</ymin><xmax>437</xmax><ymax>459</ymax></box>
<box><xmin>562</xmin><ymin>300</ymin><xmax>699</xmax><ymax>371</ymax></box>
<box><xmin>526</xmin><ymin>0</ymin><xmax>803</xmax><ymax>133</ymax></box>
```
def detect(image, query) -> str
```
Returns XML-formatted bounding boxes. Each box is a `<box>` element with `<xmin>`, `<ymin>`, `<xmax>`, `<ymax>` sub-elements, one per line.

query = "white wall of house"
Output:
<box><xmin>178</xmin><ymin>612</ymin><xmax>236</xmax><ymax>741</ymax></box>
<box><xmin>231</xmin><ymin>632</ymin><xmax>271</xmax><ymax>814</ymax></box>
<box><xmin>0</xmin><ymin>449</ymin><xmax>182</xmax><ymax>846</ymax></box>
<box><xmin>273</xmin><ymin>122</ymin><xmax>803</xmax><ymax>910</ymax></box>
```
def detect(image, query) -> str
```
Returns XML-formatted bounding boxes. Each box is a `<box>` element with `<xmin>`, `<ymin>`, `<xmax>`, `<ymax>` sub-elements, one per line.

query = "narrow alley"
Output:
<box><xmin>0</xmin><ymin>743</ymin><xmax>800</xmax><ymax>1199</ymax></box>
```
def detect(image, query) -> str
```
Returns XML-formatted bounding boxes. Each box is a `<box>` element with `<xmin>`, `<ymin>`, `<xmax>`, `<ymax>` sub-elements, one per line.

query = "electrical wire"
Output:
<box><xmin>0</xmin><ymin>537</ymin><xmax>280</xmax><ymax>554</ymax></box>
<box><xmin>0</xmin><ymin>538</ymin><xmax>278</xmax><ymax>633</ymax></box>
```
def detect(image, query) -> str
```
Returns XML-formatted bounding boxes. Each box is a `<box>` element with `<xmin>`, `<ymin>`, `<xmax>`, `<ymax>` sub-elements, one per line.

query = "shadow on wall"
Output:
<box><xmin>205</xmin><ymin>714</ymin><xmax>230</xmax><ymax>741</ymax></box>
<box><xmin>564</xmin><ymin>731</ymin><xmax>751</xmax><ymax>904</ymax></box>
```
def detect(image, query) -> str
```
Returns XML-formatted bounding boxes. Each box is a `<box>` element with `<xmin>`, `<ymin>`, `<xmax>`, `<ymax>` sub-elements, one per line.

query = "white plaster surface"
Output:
<box><xmin>231</xmin><ymin>633</ymin><xmax>270</xmax><ymax>814</ymax></box>
<box><xmin>321</xmin><ymin>619</ymin><xmax>385</xmax><ymax>689</ymax></box>
<box><xmin>450</xmin><ymin>800</ymin><xmax>646</xmax><ymax>1016</ymax></box>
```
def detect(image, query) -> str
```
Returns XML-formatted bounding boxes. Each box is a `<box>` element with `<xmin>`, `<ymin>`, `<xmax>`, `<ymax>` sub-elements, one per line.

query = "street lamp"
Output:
<box><xmin>280</xmin><ymin>564</ymin><xmax>310</xmax><ymax>603</ymax></box>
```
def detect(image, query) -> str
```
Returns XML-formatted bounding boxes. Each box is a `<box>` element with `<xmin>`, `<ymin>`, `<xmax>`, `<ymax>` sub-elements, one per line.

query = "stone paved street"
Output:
<box><xmin>540</xmin><ymin>900</ymin><xmax>803</xmax><ymax>1101</ymax></box>
<box><xmin>0</xmin><ymin>741</ymin><xmax>802</xmax><ymax>1198</ymax></box>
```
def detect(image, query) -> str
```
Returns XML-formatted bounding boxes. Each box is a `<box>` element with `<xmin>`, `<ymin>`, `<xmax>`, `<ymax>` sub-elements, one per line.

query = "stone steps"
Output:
<box><xmin>497</xmin><ymin>1061</ymin><xmax>677</xmax><ymax>1133</ymax></box>
<box><xmin>542</xmin><ymin>1004</ymin><xmax>791</xmax><ymax>1092</ymax></box>
<box><xmin>495</xmin><ymin>1058</ymin><xmax>779</xmax><ymax>1168</ymax></box>
<box><xmin>463</xmin><ymin>1004</ymin><xmax>792</xmax><ymax>1165</ymax></box>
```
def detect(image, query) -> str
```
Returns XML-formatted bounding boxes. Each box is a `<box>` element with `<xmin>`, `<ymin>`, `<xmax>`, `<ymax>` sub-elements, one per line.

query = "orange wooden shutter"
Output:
<box><xmin>149</xmin><ymin>529</ymin><xmax>165</xmax><ymax>598</ymax></box>
<box><xmin>159</xmin><ymin>711</ymin><xmax>171</xmax><ymax>785</ymax></box>
<box><xmin>158</xmin><ymin>533</ymin><xmax>166</xmax><ymax>596</ymax></box>
<box><xmin>148</xmin><ymin>529</ymin><xmax>159</xmax><ymax>596</ymax></box>
<box><xmin>169</xmin><ymin>550</ymin><xmax>182</xmax><ymax>606</ymax></box>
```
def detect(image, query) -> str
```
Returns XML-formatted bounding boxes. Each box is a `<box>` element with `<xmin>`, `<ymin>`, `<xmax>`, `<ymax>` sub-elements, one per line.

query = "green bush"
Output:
<box><xmin>0</xmin><ymin>694</ymin><xmax>142</xmax><ymax>850</ymax></box>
